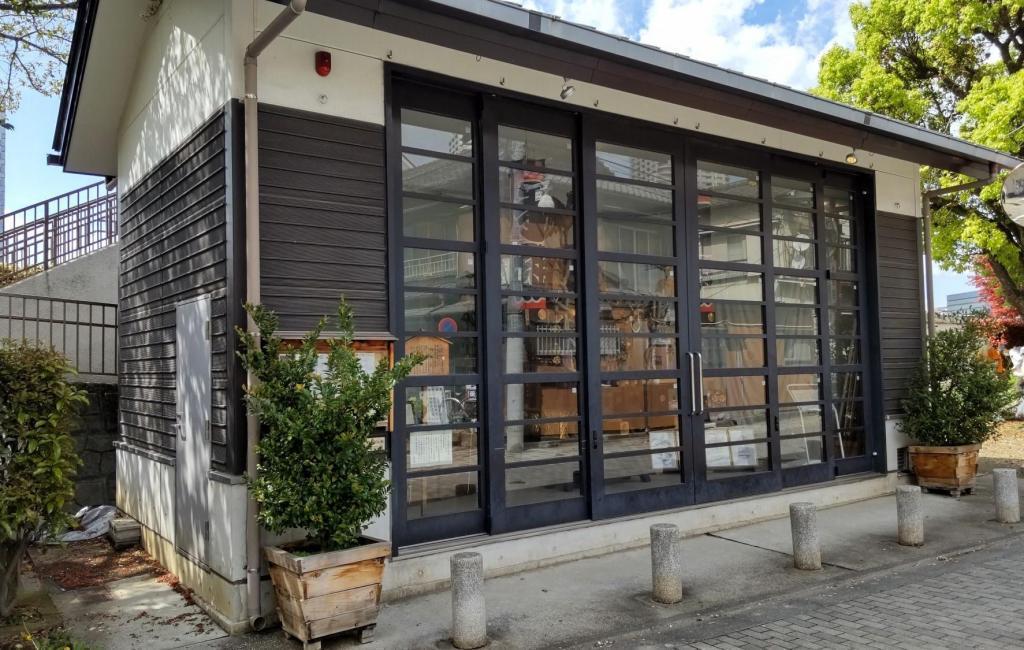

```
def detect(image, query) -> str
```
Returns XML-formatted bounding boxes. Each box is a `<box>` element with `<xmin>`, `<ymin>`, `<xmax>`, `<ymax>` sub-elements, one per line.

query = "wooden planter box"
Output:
<box><xmin>265</xmin><ymin>537</ymin><xmax>389</xmax><ymax>649</ymax></box>
<box><xmin>909</xmin><ymin>444</ymin><xmax>982</xmax><ymax>497</ymax></box>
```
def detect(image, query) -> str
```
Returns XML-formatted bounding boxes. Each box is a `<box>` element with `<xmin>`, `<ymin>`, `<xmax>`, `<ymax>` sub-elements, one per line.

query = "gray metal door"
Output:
<box><xmin>175</xmin><ymin>295</ymin><xmax>211</xmax><ymax>565</ymax></box>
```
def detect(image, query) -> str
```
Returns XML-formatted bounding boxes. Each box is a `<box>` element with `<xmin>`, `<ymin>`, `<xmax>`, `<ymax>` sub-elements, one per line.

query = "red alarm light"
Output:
<box><xmin>315</xmin><ymin>51</ymin><xmax>331</xmax><ymax>77</ymax></box>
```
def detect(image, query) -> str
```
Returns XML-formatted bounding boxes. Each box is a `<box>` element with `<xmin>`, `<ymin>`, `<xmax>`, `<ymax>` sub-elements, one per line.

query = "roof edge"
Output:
<box><xmin>49</xmin><ymin>0</ymin><xmax>98</xmax><ymax>168</ymax></box>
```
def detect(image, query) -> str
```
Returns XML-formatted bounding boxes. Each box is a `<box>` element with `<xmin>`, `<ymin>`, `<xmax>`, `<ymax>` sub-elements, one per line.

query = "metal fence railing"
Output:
<box><xmin>0</xmin><ymin>182</ymin><xmax>117</xmax><ymax>272</ymax></box>
<box><xmin>0</xmin><ymin>292</ymin><xmax>117</xmax><ymax>377</ymax></box>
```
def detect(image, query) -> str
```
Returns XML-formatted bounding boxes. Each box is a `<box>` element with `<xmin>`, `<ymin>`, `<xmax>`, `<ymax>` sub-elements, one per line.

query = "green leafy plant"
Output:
<box><xmin>900</xmin><ymin>321</ymin><xmax>1018</xmax><ymax>447</ymax></box>
<box><xmin>0</xmin><ymin>264</ymin><xmax>39</xmax><ymax>289</ymax></box>
<box><xmin>0</xmin><ymin>340</ymin><xmax>87</xmax><ymax>617</ymax></box>
<box><xmin>237</xmin><ymin>299</ymin><xmax>423</xmax><ymax>553</ymax></box>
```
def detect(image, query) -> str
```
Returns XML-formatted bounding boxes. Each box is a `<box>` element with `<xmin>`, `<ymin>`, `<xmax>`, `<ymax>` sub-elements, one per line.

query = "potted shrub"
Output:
<box><xmin>238</xmin><ymin>299</ymin><xmax>422</xmax><ymax>647</ymax></box>
<box><xmin>901</xmin><ymin>320</ymin><xmax>1017</xmax><ymax>496</ymax></box>
<box><xmin>0</xmin><ymin>341</ymin><xmax>87</xmax><ymax>618</ymax></box>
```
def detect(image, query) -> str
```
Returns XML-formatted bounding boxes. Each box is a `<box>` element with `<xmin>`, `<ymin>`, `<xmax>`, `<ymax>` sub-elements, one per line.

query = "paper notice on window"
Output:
<box><xmin>315</xmin><ymin>351</ymin><xmax>381</xmax><ymax>376</ymax></box>
<box><xmin>409</xmin><ymin>430</ymin><xmax>452</xmax><ymax>468</ymax></box>
<box><xmin>649</xmin><ymin>429</ymin><xmax>680</xmax><ymax>470</ymax></box>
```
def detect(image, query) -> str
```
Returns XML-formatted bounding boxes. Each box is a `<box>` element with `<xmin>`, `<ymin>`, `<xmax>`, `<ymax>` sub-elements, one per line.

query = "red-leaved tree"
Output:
<box><xmin>972</xmin><ymin>257</ymin><xmax>1024</xmax><ymax>347</ymax></box>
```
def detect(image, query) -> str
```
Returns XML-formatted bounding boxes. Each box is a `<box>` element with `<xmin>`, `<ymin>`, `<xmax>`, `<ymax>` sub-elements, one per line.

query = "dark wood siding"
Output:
<box><xmin>119</xmin><ymin>110</ymin><xmax>231</xmax><ymax>469</ymax></box>
<box><xmin>258</xmin><ymin>104</ymin><xmax>388</xmax><ymax>334</ymax></box>
<box><xmin>876</xmin><ymin>211</ymin><xmax>924</xmax><ymax>415</ymax></box>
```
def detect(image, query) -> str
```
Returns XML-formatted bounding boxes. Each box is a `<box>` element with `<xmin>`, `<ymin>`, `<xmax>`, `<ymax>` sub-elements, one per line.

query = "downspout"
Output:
<box><xmin>920</xmin><ymin>164</ymin><xmax>998</xmax><ymax>339</ymax></box>
<box><xmin>243</xmin><ymin>0</ymin><xmax>306</xmax><ymax>632</ymax></box>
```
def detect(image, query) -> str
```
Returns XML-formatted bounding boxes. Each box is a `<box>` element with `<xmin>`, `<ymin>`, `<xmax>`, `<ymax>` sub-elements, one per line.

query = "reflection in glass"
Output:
<box><xmin>502</xmin><ymin>336</ymin><xmax>578</xmax><ymax>373</ymax></box>
<box><xmin>600</xmin><ymin>299</ymin><xmax>677</xmax><ymax>334</ymax></box>
<box><xmin>772</xmin><ymin>209</ymin><xmax>814</xmax><ymax>239</ymax></box>
<box><xmin>404</xmin><ymin>249</ymin><xmax>475</xmax><ymax>288</ymax></box>
<box><xmin>699</xmin><ymin>195</ymin><xmax>761</xmax><ymax>230</ymax></box>
<box><xmin>506</xmin><ymin>462</ymin><xmax>581</xmax><ymax>505</ymax></box>
<box><xmin>604</xmin><ymin>454</ymin><xmax>681</xmax><ymax>493</ymax></box>
<box><xmin>703</xmin><ymin>375</ymin><xmax>766</xmax><ymax>409</ymax></box>
<box><xmin>828</xmin><ymin>246</ymin><xmax>856</xmax><ymax>272</ymax></box>
<box><xmin>405</xmin><ymin>385</ymin><xmax>478</xmax><ymax>425</ymax></box>
<box><xmin>596</xmin><ymin>182</ymin><xmax>673</xmax><ymax>221</ymax></box>
<box><xmin>601</xmin><ymin>379</ymin><xmax>679</xmax><ymax>415</ymax></box>
<box><xmin>402</xmin><ymin>154</ymin><xmax>473</xmax><ymax>199</ymax></box>
<box><xmin>700</xmin><ymin>302</ymin><xmax>764</xmax><ymax>334</ymax></box>
<box><xmin>502</xmin><ymin>297</ymin><xmax>577</xmax><ymax>333</ymax></box>
<box><xmin>401</xmin><ymin>109</ymin><xmax>473</xmax><ymax>155</ymax></box>
<box><xmin>596</xmin><ymin>142</ymin><xmax>672</xmax><ymax>184</ymax></box>
<box><xmin>775</xmin><ymin>306</ymin><xmax>818</xmax><ymax>336</ymax></box>
<box><xmin>775</xmin><ymin>276</ymin><xmax>818</xmax><ymax>304</ymax></box>
<box><xmin>504</xmin><ymin>382</ymin><xmax>579</xmax><ymax>420</ymax></box>
<box><xmin>701</xmin><ymin>336</ymin><xmax>766</xmax><ymax>368</ymax></box>
<box><xmin>403</xmin><ymin>197</ymin><xmax>474</xmax><ymax>242</ymax></box>
<box><xmin>504</xmin><ymin>423</ymin><xmax>580</xmax><ymax>463</ymax></box>
<box><xmin>700</xmin><ymin>269</ymin><xmax>763</xmax><ymax>302</ymax></box>
<box><xmin>777</xmin><ymin>338</ymin><xmax>821</xmax><ymax>366</ymax></box>
<box><xmin>830</xmin><ymin>280</ymin><xmax>859</xmax><ymax>307</ymax></box>
<box><xmin>501</xmin><ymin>255</ymin><xmax>575</xmax><ymax>293</ymax></box>
<box><xmin>697</xmin><ymin>161</ymin><xmax>760</xmax><ymax>198</ymax></box>
<box><xmin>780</xmin><ymin>404</ymin><xmax>822</xmax><ymax>435</ymax></box>
<box><xmin>407</xmin><ymin>428</ymin><xmax>478</xmax><ymax>471</ymax></box>
<box><xmin>404</xmin><ymin>291</ymin><xmax>476</xmax><ymax>332</ymax></box>
<box><xmin>772</xmin><ymin>177</ymin><xmax>814</xmax><ymax>209</ymax></box>
<box><xmin>831</xmin><ymin>338</ymin><xmax>860</xmax><ymax>365</ymax></box>
<box><xmin>705</xmin><ymin>408</ymin><xmax>768</xmax><ymax>436</ymax></box>
<box><xmin>835</xmin><ymin>400</ymin><xmax>864</xmax><ymax>430</ymax></box>
<box><xmin>830</xmin><ymin>309</ymin><xmax>859</xmax><ymax>336</ymax></box>
<box><xmin>499</xmin><ymin>167</ymin><xmax>573</xmax><ymax>208</ymax></box>
<box><xmin>826</xmin><ymin>216</ymin><xmax>855</xmax><ymax>246</ymax></box>
<box><xmin>832</xmin><ymin>372</ymin><xmax>862</xmax><ymax>399</ymax></box>
<box><xmin>500</xmin><ymin>208</ymin><xmax>574</xmax><ymax>248</ymax></box>
<box><xmin>599</xmin><ymin>261</ymin><xmax>675</xmax><ymax>297</ymax></box>
<box><xmin>823</xmin><ymin>187</ymin><xmax>852</xmax><ymax>216</ymax></box>
<box><xmin>498</xmin><ymin>126</ymin><xmax>573</xmax><ymax>171</ymax></box>
<box><xmin>773</xmin><ymin>238</ymin><xmax>816</xmax><ymax>270</ymax></box>
<box><xmin>601</xmin><ymin>418</ymin><xmax>680</xmax><ymax>455</ymax></box>
<box><xmin>599</xmin><ymin>337</ymin><xmax>677</xmax><ymax>371</ymax></box>
<box><xmin>406</xmin><ymin>337</ymin><xmax>478</xmax><ymax>375</ymax></box>
<box><xmin>778</xmin><ymin>374</ymin><xmax>821</xmax><ymax>403</ymax></box>
<box><xmin>835</xmin><ymin>429</ymin><xmax>866</xmax><ymax>457</ymax></box>
<box><xmin>407</xmin><ymin>472</ymin><xmax>479</xmax><ymax>519</ymax></box>
<box><xmin>700</xmin><ymin>230</ymin><xmax>762</xmax><ymax>265</ymax></box>
<box><xmin>781</xmin><ymin>436</ymin><xmax>824</xmax><ymax>468</ymax></box>
<box><xmin>599</xmin><ymin>219</ymin><xmax>673</xmax><ymax>256</ymax></box>
<box><xmin>706</xmin><ymin>442</ymin><xmax>770</xmax><ymax>478</ymax></box>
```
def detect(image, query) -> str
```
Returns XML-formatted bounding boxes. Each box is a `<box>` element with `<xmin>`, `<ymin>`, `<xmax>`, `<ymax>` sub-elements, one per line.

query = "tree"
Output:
<box><xmin>814</xmin><ymin>0</ymin><xmax>1024</xmax><ymax>309</ymax></box>
<box><xmin>0</xmin><ymin>1</ymin><xmax>77</xmax><ymax>122</ymax></box>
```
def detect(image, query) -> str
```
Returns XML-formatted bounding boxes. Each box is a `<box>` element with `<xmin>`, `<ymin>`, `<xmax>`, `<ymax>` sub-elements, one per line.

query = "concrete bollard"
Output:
<box><xmin>993</xmin><ymin>468</ymin><xmax>1021</xmax><ymax>524</ymax></box>
<box><xmin>450</xmin><ymin>552</ymin><xmax>487</xmax><ymax>649</ymax></box>
<box><xmin>896</xmin><ymin>485</ymin><xmax>924</xmax><ymax>546</ymax></box>
<box><xmin>650</xmin><ymin>523</ymin><xmax>683</xmax><ymax>604</ymax></box>
<box><xmin>789</xmin><ymin>502</ymin><xmax>822</xmax><ymax>570</ymax></box>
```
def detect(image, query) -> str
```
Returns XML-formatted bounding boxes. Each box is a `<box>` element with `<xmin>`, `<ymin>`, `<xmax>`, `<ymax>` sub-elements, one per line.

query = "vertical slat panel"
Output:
<box><xmin>876</xmin><ymin>212</ymin><xmax>923</xmax><ymax>415</ymax></box>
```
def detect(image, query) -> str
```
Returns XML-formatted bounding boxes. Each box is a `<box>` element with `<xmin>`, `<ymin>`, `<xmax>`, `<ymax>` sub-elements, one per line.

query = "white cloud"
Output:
<box><xmin>521</xmin><ymin>0</ymin><xmax>626</xmax><ymax>36</ymax></box>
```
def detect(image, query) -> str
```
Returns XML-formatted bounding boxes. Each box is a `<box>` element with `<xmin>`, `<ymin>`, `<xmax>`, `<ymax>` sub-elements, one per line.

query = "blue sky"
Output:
<box><xmin>7</xmin><ymin>0</ymin><xmax>975</xmax><ymax>303</ymax></box>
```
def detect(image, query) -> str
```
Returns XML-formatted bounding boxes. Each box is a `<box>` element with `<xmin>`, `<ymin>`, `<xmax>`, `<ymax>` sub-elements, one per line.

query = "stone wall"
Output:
<box><xmin>72</xmin><ymin>383</ymin><xmax>118</xmax><ymax>507</ymax></box>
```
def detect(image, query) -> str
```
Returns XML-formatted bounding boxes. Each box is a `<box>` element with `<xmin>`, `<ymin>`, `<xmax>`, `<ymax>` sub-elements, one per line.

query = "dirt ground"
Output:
<box><xmin>980</xmin><ymin>420</ymin><xmax>1024</xmax><ymax>470</ymax></box>
<box><xmin>27</xmin><ymin>538</ymin><xmax>163</xmax><ymax>591</ymax></box>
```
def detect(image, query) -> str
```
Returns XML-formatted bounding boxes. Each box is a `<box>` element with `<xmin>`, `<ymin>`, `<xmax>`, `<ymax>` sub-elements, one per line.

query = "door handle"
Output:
<box><xmin>694</xmin><ymin>352</ymin><xmax>705</xmax><ymax>415</ymax></box>
<box><xmin>686</xmin><ymin>352</ymin><xmax>696</xmax><ymax>415</ymax></box>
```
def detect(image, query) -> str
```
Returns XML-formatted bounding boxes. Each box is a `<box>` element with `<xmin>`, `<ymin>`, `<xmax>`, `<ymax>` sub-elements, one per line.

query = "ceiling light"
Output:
<box><xmin>560</xmin><ymin>83</ymin><xmax>576</xmax><ymax>100</ymax></box>
<box><xmin>845</xmin><ymin>150</ymin><xmax>859</xmax><ymax>165</ymax></box>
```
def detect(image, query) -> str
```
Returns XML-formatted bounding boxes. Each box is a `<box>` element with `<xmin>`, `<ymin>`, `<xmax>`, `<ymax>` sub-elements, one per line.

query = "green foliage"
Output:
<box><xmin>0</xmin><ymin>264</ymin><xmax>39</xmax><ymax>288</ymax></box>
<box><xmin>237</xmin><ymin>298</ymin><xmax>423</xmax><ymax>552</ymax></box>
<box><xmin>900</xmin><ymin>322</ymin><xmax>1018</xmax><ymax>446</ymax></box>
<box><xmin>813</xmin><ymin>0</ymin><xmax>1024</xmax><ymax>310</ymax></box>
<box><xmin>0</xmin><ymin>339</ymin><xmax>86</xmax><ymax>543</ymax></box>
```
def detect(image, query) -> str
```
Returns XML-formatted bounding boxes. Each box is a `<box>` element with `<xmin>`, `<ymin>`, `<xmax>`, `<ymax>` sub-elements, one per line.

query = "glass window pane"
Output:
<box><xmin>601</xmin><ymin>418</ymin><xmax>680</xmax><ymax>455</ymax></box>
<box><xmin>706</xmin><ymin>442</ymin><xmax>770</xmax><ymax>478</ymax></box>
<box><xmin>403</xmin><ymin>291</ymin><xmax>476</xmax><ymax>332</ymax></box>
<box><xmin>506</xmin><ymin>462</ymin><xmax>581</xmax><ymax>505</ymax></box>
<box><xmin>596</xmin><ymin>142</ymin><xmax>672</xmax><ymax>184</ymax></box>
<box><xmin>503</xmin><ymin>297</ymin><xmax>577</xmax><ymax>333</ymax></box>
<box><xmin>599</xmin><ymin>262</ymin><xmax>676</xmax><ymax>297</ymax></box>
<box><xmin>830</xmin><ymin>309</ymin><xmax>859</xmax><ymax>336</ymax></box>
<box><xmin>407</xmin><ymin>428</ymin><xmax>478</xmax><ymax>471</ymax></box>
<box><xmin>778</xmin><ymin>374</ymin><xmax>821</xmax><ymax>403</ymax></box>
<box><xmin>773</xmin><ymin>238</ymin><xmax>816</xmax><ymax>270</ymax></box>
<box><xmin>404</xmin><ymin>249</ymin><xmax>475</xmax><ymax>288</ymax></box>
<box><xmin>824</xmin><ymin>187</ymin><xmax>852</xmax><ymax>217</ymax></box>
<box><xmin>781</xmin><ymin>436</ymin><xmax>824</xmax><ymax>468</ymax></box>
<box><xmin>504</xmin><ymin>422</ymin><xmax>580</xmax><ymax>463</ymax></box>
<box><xmin>597</xmin><ymin>181</ymin><xmax>673</xmax><ymax>221</ymax></box>
<box><xmin>700</xmin><ymin>230</ymin><xmax>762</xmax><ymax>265</ymax></box>
<box><xmin>701</xmin><ymin>336</ymin><xmax>765</xmax><ymax>368</ymax></box>
<box><xmin>835</xmin><ymin>429</ymin><xmax>866</xmax><ymax>458</ymax></box>
<box><xmin>599</xmin><ymin>219</ymin><xmax>674</xmax><ymax>256</ymax></box>
<box><xmin>832</xmin><ymin>372</ymin><xmax>862</xmax><ymax>399</ymax></box>
<box><xmin>772</xmin><ymin>177</ymin><xmax>814</xmax><ymax>209</ymax></box>
<box><xmin>404</xmin><ymin>385</ymin><xmax>478</xmax><ymax>425</ymax></box>
<box><xmin>406</xmin><ymin>337</ymin><xmax>478</xmax><ymax>375</ymax></box>
<box><xmin>401</xmin><ymin>109</ymin><xmax>473</xmax><ymax>155</ymax></box>
<box><xmin>600</xmin><ymin>299</ymin><xmax>677</xmax><ymax>334</ymax></box>
<box><xmin>504</xmin><ymin>382</ymin><xmax>579</xmax><ymax>420</ymax></box>
<box><xmin>772</xmin><ymin>209</ymin><xmax>814</xmax><ymax>239</ymax></box>
<box><xmin>503</xmin><ymin>336</ymin><xmax>578</xmax><ymax>373</ymax></box>
<box><xmin>501</xmin><ymin>255</ymin><xmax>576</xmax><ymax>293</ymax></box>
<box><xmin>831</xmin><ymin>338</ymin><xmax>861</xmax><ymax>365</ymax></box>
<box><xmin>698</xmin><ymin>195</ymin><xmax>762</xmax><ymax>231</ymax></box>
<box><xmin>499</xmin><ymin>126</ymin><xmax>573</xmax><ymax>171</ymax></box>
<box><xmin>826</xmin><ymin>216</ymin><xmax>855</xmax><ymax>246</ymax></box>
<box><xmin>828</xmin><ymin>246</ymin><xmax>856</xmax><ymax>272</ymax></box>
<box><xmin>704</xmin><ymin>375</ymin><xmax>767</xmax><ymax>409</ymax></box>
<box><xmin>599</xmin><ymin>337</ymin><xmax>677</xmax><ymax>371</ymax></box>
<box><xmin>834</xmin><ymin>400</ymin><xmax>865</xmax><ymax>430</ymax></box>
<box><xmin>499</xmin><ymin>167</ymin><xmax>573</xmax><ymax>208</ymax></box>
<box><xmin>778</xmin><ymin>338</ymin><xmax>821</xmax><ymax>366</ymax></box>
<box><xmin>500</xmin><ymin>208</ymin><xmax>574</xmax><ymax>248</ymax></box>
<box><xmin>700</xmin><ymin>269</ymin><xmax>763</xmax><ymax>302</ymax></box>
<box><xmin>403</xmin><ymin>197</ymin><xmax>474</xmax><ymax>242</ymax></box>
<box><xmin>700</xmin><ymin>302</ymin><xmax>765</xmax><ymax>334</ymax></box>
<box><xmin>780</xmin><ymin>405</ymin><xmax>822</xmax><ymax>435</ymax></box>
<box><xmin>706</xmin><ymin>408</ymin><xmax>768</xmax><ymax>436</ymax></box>
<box><xmin>697</xmin><ymin>161</ymin><xmax>760</xmax><ymax>198</ymax></box>
<box><xmin>601</xmin><ymin>379</ymin><xmax>679</xmax><ymax>415</ymax></box>
<box><xmin>775</xmin><ymin>306</ymin><xmax>819</xmax><ymax>336</ymax></box>
<box><xmin>403</xmin><ymin>154</ymin><xmax>473</xmax><ymax>200</ymax></box>
<box><xmin>775</xmin><ymin>276</ymin><xmax>818</xmax><ymax>305</ymax></box>
<box><xmin>604</xmin><ymin>453</ymin><xmax>682</xmax><ymax>493</ymax></box>
<box><xmin>407</xmin><ymin>472</ymin><xmax>479</xmax><ymax>519</ymax></box>
<box><xmin>830</xmin><ymin>280</ymin><xmax>859</xmax><ymax>307</ymax></box>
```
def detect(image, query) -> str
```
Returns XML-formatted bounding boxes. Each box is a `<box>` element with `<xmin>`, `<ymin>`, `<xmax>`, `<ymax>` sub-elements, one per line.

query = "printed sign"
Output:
<box><xmin>649</xmin><ymin>429</ymin><xmax>680</xmax><ymax>470</ymax></box>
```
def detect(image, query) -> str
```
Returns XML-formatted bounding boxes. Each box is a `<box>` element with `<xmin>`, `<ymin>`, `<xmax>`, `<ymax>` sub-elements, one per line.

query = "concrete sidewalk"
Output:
<box><xmin>195</xmin><ymin>471</ymin><xmax>1023</xmax><ymax>650</ymax></box>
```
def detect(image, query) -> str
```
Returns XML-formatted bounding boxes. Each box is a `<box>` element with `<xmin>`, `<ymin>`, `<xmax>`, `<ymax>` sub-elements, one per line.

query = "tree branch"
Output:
<box><xmin>987</xmin><ymin>257</ymin><xmax>1024</xmax><ymax>316</ymax></box>
<box><xmin>0</xmin><ymin>2</ymin><xmax>75</xmax><ymax>11</ymax></box>
<box><xmin>0</xmin><ymin>31</ymin><xmax>65</xmax><ymax>61</ymax></box>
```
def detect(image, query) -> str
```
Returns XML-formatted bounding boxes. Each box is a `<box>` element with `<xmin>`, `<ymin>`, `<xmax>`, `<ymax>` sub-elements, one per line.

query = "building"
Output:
<box><xmin>945</xmin><ymin>290</ymin><xmax>987</xmax><ymax>314</ymax></box>
<box><xmin>49</xmin><ymin>0</ymin><xmax>1022</xmax><ymax>632</ymax></box>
